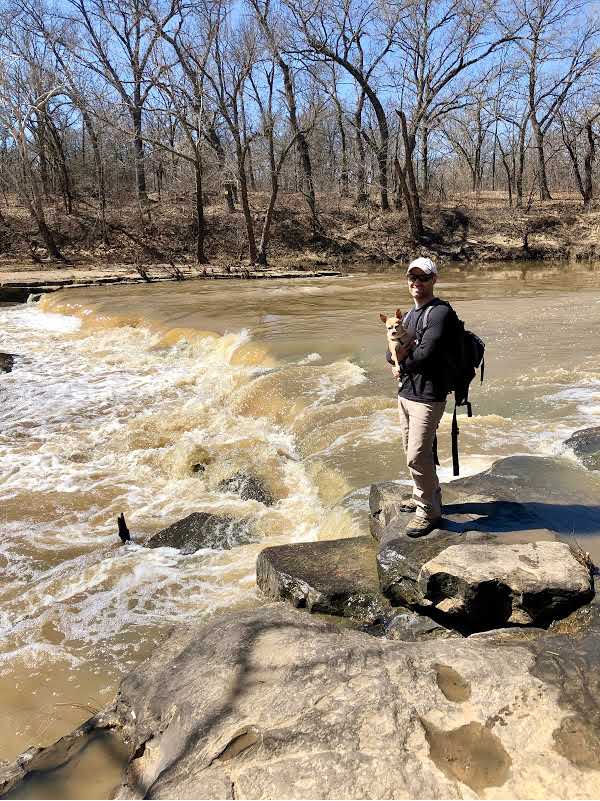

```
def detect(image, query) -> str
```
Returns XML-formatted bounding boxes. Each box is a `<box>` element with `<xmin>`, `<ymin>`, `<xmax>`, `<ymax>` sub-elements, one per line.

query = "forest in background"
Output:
<box><xmin>1</xmin><ymin>0</ymin><xmax>600</xmax><ymax>269</ymax></box>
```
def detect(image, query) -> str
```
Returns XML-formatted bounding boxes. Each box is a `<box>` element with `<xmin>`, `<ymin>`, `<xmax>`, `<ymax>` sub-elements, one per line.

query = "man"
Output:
<box><xmin>388</xmin><ymin>256</ymin><xmax>453</xmax><ymax>537</ymax></box>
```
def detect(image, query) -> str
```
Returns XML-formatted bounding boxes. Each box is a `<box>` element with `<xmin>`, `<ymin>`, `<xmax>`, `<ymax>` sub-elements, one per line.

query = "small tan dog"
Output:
<box><xmin>379</xmin><ymin>308</ymin><xmax>413</xmax><ymax>371</ymax></box>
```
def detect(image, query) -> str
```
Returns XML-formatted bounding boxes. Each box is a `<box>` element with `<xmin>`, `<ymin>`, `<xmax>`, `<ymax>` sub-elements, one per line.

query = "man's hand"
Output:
<box><xmin>395</xmin><ymin>343</ymin><xmax>413</xmax><ymax>362</ymax></box>
<box><xmin>391</xmin><ymin>366</ymin><xmax>400</xmax><ymax>379</ymax></box>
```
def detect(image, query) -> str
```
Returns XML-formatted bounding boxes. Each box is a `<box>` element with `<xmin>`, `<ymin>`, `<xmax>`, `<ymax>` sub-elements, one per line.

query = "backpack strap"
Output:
<box><xmin>451</xmin><ymin>405</ymin><xmax>460</xmax><ymax>476</ymax></box>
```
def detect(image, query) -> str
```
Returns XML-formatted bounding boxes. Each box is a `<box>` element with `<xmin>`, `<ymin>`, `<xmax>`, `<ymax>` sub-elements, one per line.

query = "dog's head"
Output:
<box><xmin>379</xmin><ymin>308</ymin><xmax>404</xmax><ymax>339</ymax></box>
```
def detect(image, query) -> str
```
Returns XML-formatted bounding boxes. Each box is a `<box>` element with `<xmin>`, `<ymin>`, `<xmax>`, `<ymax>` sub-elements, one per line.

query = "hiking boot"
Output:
<box><xmin>398</xmin><ymin>496</ymin><xmax>418</xmax><ymax>513</ymax></box>
<box><xmin>405</xmin><ymin>516</ymin><xmax>441</xmax><ymax>538</ymax></box>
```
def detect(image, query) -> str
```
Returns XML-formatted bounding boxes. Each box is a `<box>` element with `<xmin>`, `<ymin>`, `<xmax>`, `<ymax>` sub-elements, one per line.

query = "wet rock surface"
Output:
<box><xmin>564</xmin><ymin>426</ymin><xmax>600</xmax><ymax>470</ymax></box>
<box><xmin>217</xmin><ymin>471</ymin><xmax>275</xmax><ymax>506</ymax></box>
<box><xmin>0</xmin><ymin>352</ymin><xmax>14</xmax><ymax>373</ymax></box>
<box><xmin>146</xmin><ymin>512</ymin><xmax>256</xmax><ymax>554</ymax></box>
<box><xmin>105</xmin><ymin>604</ymin><xmax>600</xmax><ymax>799</ymax></box>
<box><xmin>256</xmin><ymin>536</ymin><xmax>392</xmax><ymax>624</ymax></box>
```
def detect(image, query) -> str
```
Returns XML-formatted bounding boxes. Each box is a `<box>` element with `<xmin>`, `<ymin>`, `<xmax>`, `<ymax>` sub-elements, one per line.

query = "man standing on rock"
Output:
<box><xmin>388</xmin><ymin>257</ymin><xmax>453</xmax><ymax>538</ymax></box>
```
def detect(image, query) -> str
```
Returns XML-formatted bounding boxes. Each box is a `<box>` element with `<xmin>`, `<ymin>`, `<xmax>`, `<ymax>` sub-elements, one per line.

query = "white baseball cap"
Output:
<box><xmin>406</xmin><ymin>257</ymin><xmax>438</xmax><ymax>276</ymax></box>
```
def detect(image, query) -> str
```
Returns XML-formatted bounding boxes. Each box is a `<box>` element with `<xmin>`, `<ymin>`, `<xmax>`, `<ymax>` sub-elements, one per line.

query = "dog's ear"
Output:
<box><xmin>379</xmin><ymin>313</ymin><xmax>387</xmax><ymax>323</ymax></box>
<box><xmin>395</xmin><ymin>308</ymin><xmax>403</xmax><ymax>320</ymax></box>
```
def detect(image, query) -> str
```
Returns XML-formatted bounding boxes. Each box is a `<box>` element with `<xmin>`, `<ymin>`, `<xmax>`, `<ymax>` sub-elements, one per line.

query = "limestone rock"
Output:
<box><xmin>107</xmin><ymin>604</ymin><xmax>600</xmax><ymax>799</ymax></box>
<box><xmin>146</xmin><ymin>512</ymin><xmax>255</xmax><ymax>554</ymax></box>
<box><xmin>218</xmin><ymin>471</ymin><xmax>275</xmax><ymax>506</ymax></box>
<box><xmin>256</xmin><ymin>537</ymin><xmax>392</xmax><ymax>624</ymax></box>
<box><xmin>377</xmin><ymin>530</ymin><xmax>494</xmax><ymax>608</ymax></box>
<box><xmin>0</xmin><ymin>352</ymin><xmax>14</xmax><ymax>373</ymax></box>
<box><xmin>419</xmin><ymin>541</ymin><xmax>594</xmax><ymax>627</ymax></box>
<box><xmin>564</xmin><ymin>426</ymin><xmax>600</xmax><ymax>470</ymax></box>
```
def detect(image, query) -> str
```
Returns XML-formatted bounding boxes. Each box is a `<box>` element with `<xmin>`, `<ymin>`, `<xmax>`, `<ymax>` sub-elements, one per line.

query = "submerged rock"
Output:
<box><xmin>106</xmin><ymin>604</ymin><xmax>600</xmax><ymax>799</ymax></box>
<box><xmin>0</xmin><ymin>352</ymin><xmax>14</xmax><ymax>373</ymax></box>
<box><xmin>146</xmin><ymin>512</ymin><xmax>255</xmax><ymax>553</ymax></box>
<box><xmin>564</xmin><ymin>426</ymin><xmax>600</xmax><ymax>470</ymax></box>
<box><xmin>256</xmin><ymin>536</ymin><xmax>392</xmax><ymax>624</ymax></box>
<box><xmin>218</xmin><ymin>471</ymin><xmax>275</xmax><ymax>506</ymax></box>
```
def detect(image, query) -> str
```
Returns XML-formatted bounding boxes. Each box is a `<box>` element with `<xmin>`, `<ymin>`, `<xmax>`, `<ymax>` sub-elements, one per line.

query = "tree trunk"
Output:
<box><xmin>240</xmin><ymin>95</ymin><xmax>257</xmax><ymax>192</ymax></box>
<box><xmin>279</xmin><ymin>60</ymin><xmax>318</xmax><ymax>234</ymax></box>
<box><xmin>45</xmin><ymin>114</ymin><xmax>73</xmax><ymax>215</ymax></box>
<box><xmin>36</xmin><ymin>112</ymin><xmax>50</xmax><ymax>197</ymax></box>
<box><xmin>397</xmin><ymin>110</ymin><xmax>423</xmax><ymax>239</ymax></box>
<box><xmin>420</xmin><ymin>126</ymin><xmax>429</xmax><ymax>197</ymax></box>
<box><xmin>235</xmin><ymin>139</ymin><xmax>257</xmax><ymax>264</ymax></box>
<box><xmin>530</xmin><ymin>114</ymin><xmax>551</xmax><ymax>200</ymax></box>
<box><xmin>19</xmin><ymin>142</ymin><xmax>66</xmax><ymax>262</ymax></box>
<box><xmin>194</xmin><ymin>150</ymin><xmax>208</xmax><ymax>266</ymax></box>
<box><xmin>354</xmin><ymin>94</ymin><xmax>368</xmax><ymax>205</ymax></box>
<box><xmin>81</xmin><ymin>109</ymin><xmax>108</xmax><ymax>243</ymax></box>
<box><xmin>257</xmin><ymin>130</ymin><xmax>278</xmax><ymax>266</ymax></box>
<box><xmin>337</xmin><ymin>106</ymin><xmax>349</xmax><ymax>196</ymax></box>
<box><xmin>515</xmin><ymin>122</ymin><xmax>526</xmax><ymax>208</ymax></box>
<box><xmin>583</xmin><ymin>120</ymin><xmax>595</xmax><ymax>210</ymax></box>
<box><xmin>131</xmin><ymin>106</ymin><xmax>148</xmax><ymax>205</ymax></box>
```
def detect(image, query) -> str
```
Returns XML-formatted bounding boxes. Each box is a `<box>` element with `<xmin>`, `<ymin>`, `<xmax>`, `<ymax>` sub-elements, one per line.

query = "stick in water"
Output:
<box><xmin>117</xmin><ymin>513</ymin><xmax>131</xmax><ymax>544</ymax></box>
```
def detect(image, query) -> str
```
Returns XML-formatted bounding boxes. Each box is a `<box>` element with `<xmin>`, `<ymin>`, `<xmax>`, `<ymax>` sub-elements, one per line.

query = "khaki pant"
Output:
<box><xmin>398</xmin><ymin>397</ymin><xmax>446</xmax><ymax>520</ymax></box>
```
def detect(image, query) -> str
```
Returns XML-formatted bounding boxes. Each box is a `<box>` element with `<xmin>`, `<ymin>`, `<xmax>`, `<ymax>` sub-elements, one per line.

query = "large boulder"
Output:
<box><xmin>0</xmin><ymin>352</ymin><xmax>14</xmax><ymax>373</ymax></box>
<box><xmin>256</xmin><ymin>537</ymin><xmax>392</xmax><ymax>624</ymax></box>
<box><xmin>416</xmin><ymin>541</ymin><xmax>594</xmax><ymax>627</ymax></box>
<box><xmin>564</xmin><ymin>426</ymin><xmax>600</xmax><ymax>470</ymax></box>
<box><xmin>105</xmin><ymin>604</ymin><xmax>600</xmax><ymax>799</ymax></box>
<box><xmin>146</xmin><ymin>512</ymin><xmax>255</xmax><ymax>554</ymax></box>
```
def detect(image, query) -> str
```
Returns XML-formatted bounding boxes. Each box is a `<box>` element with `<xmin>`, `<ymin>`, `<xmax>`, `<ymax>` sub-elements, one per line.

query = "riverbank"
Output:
<box><xmin>1</xmin><ymin>193</ymin><xmax>599</xmax><ymax>284</ymax></box>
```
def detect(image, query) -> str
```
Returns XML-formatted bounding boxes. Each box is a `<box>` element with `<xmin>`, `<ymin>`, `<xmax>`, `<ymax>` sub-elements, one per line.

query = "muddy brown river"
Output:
<box><xmin>1</xmin><ymin>262</ymin><xmax>600</xmax><ymax>795</ymax></box>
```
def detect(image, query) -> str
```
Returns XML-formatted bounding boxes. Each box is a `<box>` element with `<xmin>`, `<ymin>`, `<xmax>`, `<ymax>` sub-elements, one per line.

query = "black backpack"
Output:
<box><xmin>415</xmin><ymin>301</ymin><xmax>485</xmax><ymax>476</ymax></box>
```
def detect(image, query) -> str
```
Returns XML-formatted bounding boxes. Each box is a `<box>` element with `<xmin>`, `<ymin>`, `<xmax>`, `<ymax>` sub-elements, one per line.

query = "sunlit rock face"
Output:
<box><xmin>108</xmin><ymin>605</ymin><xmax>600</xmax><ymax>800</ymax></box>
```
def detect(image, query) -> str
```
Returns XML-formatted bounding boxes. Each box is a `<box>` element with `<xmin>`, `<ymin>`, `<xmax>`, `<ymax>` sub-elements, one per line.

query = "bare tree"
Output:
<box><xmin>247</xmin><ymin>0</ymin><xmax>319</xmax><ymax>233</ymax></box>
<box><xmin>393</xmin><ymin>0</ymin><xmax>518</xmax><ymax>239</ymax></box>
<box><xmin>288</xmin><ymin>0</ymin><xmax>397</xmax><ymax>211</ymax></box>
<box><xmin>559</xmin><ymin>103</ymin><xmax>600</xmax><ymax>208</ymax></box>
<box><xmin>65</xmin><ymin>0</ymin><xmax>176</xmax><ymax>206</ymax></box>
<box><xmin>506</xmin><ymin>0</ymin><xmax>600</xmax><ymax>200</ymax></box>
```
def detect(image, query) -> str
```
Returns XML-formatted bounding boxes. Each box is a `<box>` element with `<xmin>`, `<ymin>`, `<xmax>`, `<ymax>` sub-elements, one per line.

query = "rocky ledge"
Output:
<box><xmin>4</xmin><ymin>603</ymin><xmax>600</xmax><ymax>799</ymax></box>
<box><xmin>2</xmin><ymin>454</ymin><xmax>599</xmax><ymax>800</ymax></box>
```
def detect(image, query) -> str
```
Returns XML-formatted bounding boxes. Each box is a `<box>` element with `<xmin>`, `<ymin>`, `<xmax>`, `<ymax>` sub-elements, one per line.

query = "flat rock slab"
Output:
<box><xmin>146</xmin><ymin>512</ymin><xmax>255</xmax><ymax>554</ymax></box>
<box><xmin>256</xmin><ymin>536</ymin><xmax>392</xmax><ymax>624</ymax></box>
<box><xmin>420</xmin><ymin>541</ymin><xmax>594</xmax><ymax>627</ymax></box>
<box><xmin>564</xmin><ymin>426</ymin><xmax>600</xmax><ymax>470</ymax></box>
<box><xmin>105</xmin><ymin>604</ymin><xmax>600</xmax><ymax>799</ymax></box>
<box><xmin>371</xmin><ymin>455</ymin><xmax>600</xmax><ymax>548</ymax></box>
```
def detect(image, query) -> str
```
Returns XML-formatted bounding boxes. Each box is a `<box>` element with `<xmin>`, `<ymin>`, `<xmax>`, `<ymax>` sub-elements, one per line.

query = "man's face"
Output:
<box><xmin>407</xmin><ymin>269</ymin><xmax>436</xmax><ymax>302</ymax></box>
